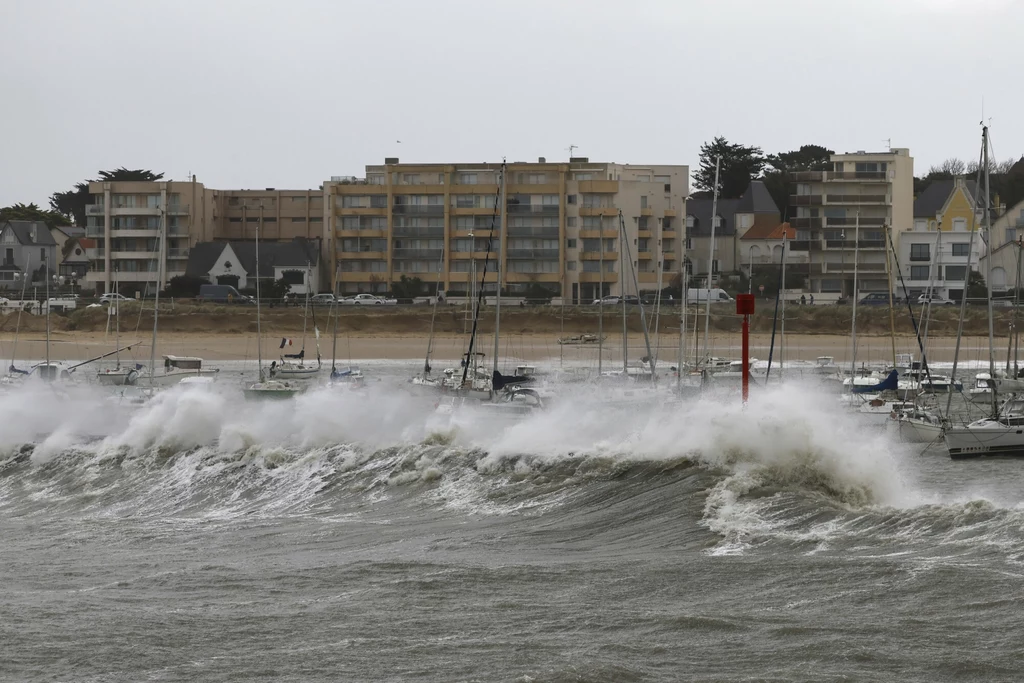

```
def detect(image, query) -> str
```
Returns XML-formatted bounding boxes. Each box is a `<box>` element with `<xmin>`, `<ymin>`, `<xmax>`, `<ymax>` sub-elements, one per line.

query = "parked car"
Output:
<box><xmin>686</xmin><ymin>288</ymin><xmax>733</xmax><ymax>303</ymax></box>
<box><xmin>593</xmin><ymin>295</ymin><xmax>621</xmax><ymax>305</ymax></box>
<box><xmin>99</xmin><ymin>293</ymin><xmax>135</xmax><ymax>305</ymax></box>
<box><xmin>196</xmin><ymin>284</ymin><xmax>253</xmax><ymax>304</ymax></box>
<box><xmin>345</xmin><ymin>293</ymin><xmax>398</xmax><ymax>305</ymax></box>
<box><xmin>917</xmin><ymin>294</ymin><xmax>955</xmax><ymax>306</ymax></box>
<box><xmin>858</xmin><ymin>292</ymin><xmax>894</xmax><ymax>306</ymax></box>
<box><xmin>311</xmin><ymin>293</ymin><xmax>336</xmax><ymax>306</ymax></box>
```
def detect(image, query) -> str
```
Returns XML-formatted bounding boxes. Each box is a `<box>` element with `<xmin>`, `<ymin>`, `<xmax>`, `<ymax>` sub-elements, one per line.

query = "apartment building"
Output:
<box><xmin>789</xmin><ymin>148</ymin><xmax>914</xmax><ymax>300</ymax></box>
<box><xmin>897</xmin><ymin>178</ymin><xmax>984</xmax><ymax>300</ymax></box>
<box><xmin>85</xmin><ymin>180</ymin><xmax>329</xmax><ymax>295</ymax></box>
<box><xmin>979</xmin><ymin>197</ymin><xmax>1024</xmax><ymax>293</ymax></box>
<box><xmin>328</xmin><ymin>158</ymin><xmax>688</xmax><ymax>302</ymax></box>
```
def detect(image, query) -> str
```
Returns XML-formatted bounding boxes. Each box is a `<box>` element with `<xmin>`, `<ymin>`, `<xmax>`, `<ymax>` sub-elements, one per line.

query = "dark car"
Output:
<box><xmin>858</xmin><ymin>292</ymin><xmax>894</xmax><ymax>306</ymax></box>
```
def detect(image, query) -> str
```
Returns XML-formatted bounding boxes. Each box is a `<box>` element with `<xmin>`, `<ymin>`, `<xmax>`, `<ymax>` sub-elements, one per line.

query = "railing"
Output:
<box><xmin>790</xmin><ymin>217</ymin><xmax>822</xmax><ymax>230</ymax></box>
<box><xmin>167</xmin><ymin>248</ymin><xmax>190</xmax><ymax>258</ymax></box>
<box><xmin>85</xmin><ymin>226</ymin><xmax>105</xmax><ymax>237</ymax></box>
<box><xmin>392</xmin><ymin>248</ymin><xmax>444</xmax><ymax>260</ymax></box>
<box><xmin>826</xmin><ymin>216</ymin><xmax>886</xmax><ymax>226</ymax></box>
<box><xmin>392</xmin><ymin>205</ymin><xmax>444</xmax><ymax>215</ymax></box>
<box><xmin>507</xmin><ymin>226</ymin><xmax>559</xmax><ymax>238</ymax></box>
<box><xmin>909</xmin><ymin>254</ymin><xmax>930</xmax><ymax>262</ymax></box>
<box><xmin>789</xmin><ymin>195</ymin><xmax>822</xmax><ymax>206</ymax></box>
<box><xmin>828</xmin><ymin>171</ymin><xmax>887</xmax><ymax>181</ymax></box>
<box><xmin>507</xmin><ymin>249</ymin><xmax>560</xmax><ymax>259</ymax></box>
<box><xmin>86</xmin><ymin>205</ymin><xmax>105</xmax><ymax>215</ymax></box>
<box><xmin>393</xmin><ymin>227</ymin><xmax>444</xmax><ymax>238</ymax></box>
<box><xmin>166</xmin><ymin>204</ymin><xmax>189</xmax><ymax>215</ymax></box>
<box><xmin>824</xmin><ymin>239</ymin><xmax>886</xmax><ymax>249</ymax></box>
<box><xmin>506</xmin><ymin>204</ymin><xmax>559</xmax><ymax>215</ymax></box>
<box><xmin>825</xmin><ymin>194</ymin><xmax>888</xmax><ymax>204</ymax></box>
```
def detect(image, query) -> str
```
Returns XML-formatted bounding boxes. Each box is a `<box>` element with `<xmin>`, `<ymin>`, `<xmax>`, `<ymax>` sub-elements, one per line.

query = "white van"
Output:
<box><xmin>686</xmin><ymin>288</ymin><xmax>734</xmax><ymax>303</ymax></box>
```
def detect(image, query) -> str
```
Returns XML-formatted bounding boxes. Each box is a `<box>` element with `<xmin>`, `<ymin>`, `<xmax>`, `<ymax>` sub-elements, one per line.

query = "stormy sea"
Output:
<box><xmin>2</xmin><ymin>367</ymin><xmax>1023</xmax><ymax>682</ymax></box>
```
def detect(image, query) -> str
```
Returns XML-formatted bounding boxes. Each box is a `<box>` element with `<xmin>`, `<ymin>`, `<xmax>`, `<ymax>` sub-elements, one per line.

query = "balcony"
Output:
<box><xmin>789</xmin><ymin>194</ymin><xmax>823</xmax><ymax>206</ymax></box>
<box><xmin>506</xmin><ymin>204</ymin><xmax>559</xmax><ymax>215</ymax></box>
<box><xmin>824</xmin><ymin>240</ymin><xmax>886</xmax><ymax>250</ymax></box>
<box><xmin>790</xmin><ymin>217</ymin><xmax>822</xmax><ymax>230</ymax></box>
<box><xmin>166</xmin><ymin>205</ymin><xmax>189</xmax><ymax>215</ymax></box>
<box><xmin>507</xmin><ymin>249</ymin><xmax>560</xmax><ymax>260</ymax></box>
<box><xmin>579</xmin><ymin>207</ymin><xmax>619</xmax><ymax>217</ymax></box>
<box><xmin>826</xmin><ymin>216</ymin><xmax>886</xmax><ymax>227</ymax></box>
<box><xmin>85</xmin><ymin>248</ymin><xmax>106</xmax><ymax>259</ymax></box>
<box><xmin>827</xmin><ymin>171</ymin><xmax>888</xmax><ymax>182</ymax></box>
<box><xmin>86</xmin><ymin>205</ymin><xmax>105</xmax><ymax>216</ymax></box>
<box><xmin>393</xmin><ymin>226</ymin><xmax>444</xmax><ymax>238</ymax></box>
<box><xmin>391</xmin><ymin>205</ymin><xmax>444</xmax><ymax>215</ymax></box>
<box><xmin>825</xmin><ymin>194</ymin><xmax>888</xmax><ymax>205</ymax></box>
<box><xmin>110</xmin><ymin>206</ymin><xmax>161</xmax><ymax>217</ymax></box>
<box><xmin>339</xmin><ymin>250</ymin><xmax>386</xmax><ymax>260</ymax></box>
<box><xmin>580</xmin><ymin>251</ymin><xmax>617</xmax><ymax>261</ymax></box>
<box><xmin>167</xmin><ymin>248</ymin><xmax>190</xmax><ymax>259</ymax></box>
<box><xmin>578</xmin><ymin>180</ymin><xmax>619</xmax><ymax>194</ymax></box>
<box><xmin>637</xmin><ymin>251</ymin><xmax>654</xmax><ymax>260</ymax></box>
<box><xmin>578</xmin><ymin>272</ymin><xmax>618</xmax><ymax>283</ymax></box>
<box><xmin>507</xmin><ymin>226</ymin><xmax>558</xmax><ymax>238</ymax></box>
<box><xmin>111</xmin><ymin>250</ymin><xmax>159</xmax><ymax>260</ymax></box>
<box><xmin>392</xmin><ymin>248</ymin><xmax>443</xmax><ymax>260</ymax></box>
<box><xmin>85</xmin><ymin>226</ymin><xmax>105</xmax><ymax>237</ymax></box>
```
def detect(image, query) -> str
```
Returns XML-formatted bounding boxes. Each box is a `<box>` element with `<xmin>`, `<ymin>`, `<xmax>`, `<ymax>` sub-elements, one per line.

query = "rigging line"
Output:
<box><xmin>887</xmin><ymin>224</ymin><xmax>936</xmax><ymax>390</ymax></box>
<box><xmin>764</xmin><ymin>239</ymin><xmax>786</xmax><ymax>382</ymax></box>
<box><xmin>460</xmin><ymin>160</ymin><xmax>504</xmax><ymax>387</ymax></box>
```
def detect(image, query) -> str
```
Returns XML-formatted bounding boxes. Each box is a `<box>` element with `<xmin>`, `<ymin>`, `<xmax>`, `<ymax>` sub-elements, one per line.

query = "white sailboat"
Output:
<box><xmin>272</xmin><ymin>263</ymin><xmax>323</xmax><ymax>380</ymax></box>
<box><xmin>245</xmin><ymin>208</ymin><xmax>301</xmax><ymax>400</ymax></box>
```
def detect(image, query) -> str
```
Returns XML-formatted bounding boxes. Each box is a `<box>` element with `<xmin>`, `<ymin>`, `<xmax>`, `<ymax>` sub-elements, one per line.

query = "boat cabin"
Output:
<box><xmin>164</xmin><ymin>355</ymin><xmax>203</xmax><ymax>371</ymax></box>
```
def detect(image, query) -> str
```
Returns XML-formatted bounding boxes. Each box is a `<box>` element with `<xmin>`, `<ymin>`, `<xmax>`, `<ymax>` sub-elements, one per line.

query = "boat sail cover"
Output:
<box><xmin>852</xmin><ymin>369</ymin><xmax>898</xmax><ymax>394</ymax></box>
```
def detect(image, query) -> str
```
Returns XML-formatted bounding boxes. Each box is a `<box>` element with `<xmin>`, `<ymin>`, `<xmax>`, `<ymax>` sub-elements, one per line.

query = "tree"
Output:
<box><xmin>694</xmin><ymin>137</ymin><xmax>766</xmax><ymax>199</ymax></box>
<box><xmin>0</xmin><ymin>202</ymin><xmax>70</xmax><ymax>230</ymax></box>
<box><xmin>967</xmin><ymin>270</ymin><xmax>988</xmax><ymax>299</ymax></box>
<box><xmin>391</xmin><ymin>275</ymin><xmax>425</xmax><ymax>300</ymax></box>
<box><xmin>49</xmin><ymin>167</ymin><xmax>165</xmax><ymax>226</ymax></box>
<box><xmin>762</xmin><ymin>144</ymin><xmax>835</xmax><ymax>220</ymax></box>
<box><xmin>927</xmin><ymin>157</ymin><xmax>967</xmax><ymax>178</ymax></box>
<box><xmin>163</xmin><ymin>274</ymin><xmax>209</xmax><ymax>298</ymax></box>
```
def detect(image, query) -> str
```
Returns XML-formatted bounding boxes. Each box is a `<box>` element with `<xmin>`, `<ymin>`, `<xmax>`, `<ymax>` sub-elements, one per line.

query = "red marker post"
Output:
<box><xmin>736</xmin><ymin>293</ymin><xmax>755</xmax><ymax>404</ymax></box>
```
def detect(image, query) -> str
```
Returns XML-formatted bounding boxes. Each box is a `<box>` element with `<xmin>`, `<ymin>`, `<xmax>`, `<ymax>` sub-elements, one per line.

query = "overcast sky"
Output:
<box><xmin>1</xmin><ymin>0</ymin><xmax>1020</xmax><ymax>208</ymax></box>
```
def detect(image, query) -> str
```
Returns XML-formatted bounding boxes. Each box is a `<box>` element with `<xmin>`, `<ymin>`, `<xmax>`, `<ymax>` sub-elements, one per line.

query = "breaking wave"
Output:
<box><xmin>2</xmin><ymin>378</ymin><xmax>1024</xmax><ymax>560</ymax></box>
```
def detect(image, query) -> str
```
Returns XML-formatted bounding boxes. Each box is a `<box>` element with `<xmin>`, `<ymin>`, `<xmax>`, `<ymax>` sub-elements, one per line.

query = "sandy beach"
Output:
<box><xmin>0</xmin><ymin>330</ymin><xmax>1008</xmax><ymax>366</ymax></box>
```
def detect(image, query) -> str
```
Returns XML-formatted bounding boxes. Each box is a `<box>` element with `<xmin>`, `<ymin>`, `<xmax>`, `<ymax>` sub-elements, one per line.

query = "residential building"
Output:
<box><xmin>790</xmin><ymin>148</ymin><xmax>914</xmax><ymax>300</ymax></box>
<box><xmin>980</xmin><ymin>197</ymin><xmax>1024</xmax><ymax>293</ymax></box>
<box><xmin>897</xmin><ymin>178</ymin><xmax>984</xmax><ymax>300</ymax></box>
<box><xmin>85</xmin><ymin>180</ymin><xmax>329</xmax><ymax>295</ymax></box>
<box><xmin>59</xmin><ymin>237</ymin><xmax>94</xmax><ymax>284</ymax></box>
<box><xmin>0</xmin><ymin>220</ymin><xmax>58</xmax><ymax>290</ymax></box>
<box><xmin>184</xmin><ymin>238</ymin><xmax>322</xmax><ymax>295</ymax></box>
<box><xmin>739</xmin><ymin>221</ymin><xmax>803</xmax><ymax>283</ymax></box>
<box><xmin>328</xmin><ymin>158</ymin><xmax>688</xmax><ymax>302</ymax></box>
<box><xmin>686</xmin><ymin>180</ymin><xmax>781</xmax><ymax>283</ymax></box>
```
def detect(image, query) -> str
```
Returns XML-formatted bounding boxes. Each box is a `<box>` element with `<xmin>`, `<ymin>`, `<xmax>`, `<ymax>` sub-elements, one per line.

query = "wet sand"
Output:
<box><xmin>0</xmin><ymin>330</ymin><xmax>1008</xmax><ymax>365</ymax></box>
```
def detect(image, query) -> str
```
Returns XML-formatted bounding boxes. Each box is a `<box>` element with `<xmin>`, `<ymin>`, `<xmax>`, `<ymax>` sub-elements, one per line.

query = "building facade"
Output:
<box><xmin>328</xmin><ymin>158</ymin><xmax>688</xmax><ymax>302</ymax></box>
<box><xmin>789</xmin><ymin>148</ymin><xmax>914</xmax><ymax>300</ymax></box>
<box><xmin>0</xmin><ymin>220</ymin><xmax>59</xmax><ymax>290</ymax></box>
<box><xmin>85</xmin><ymin>180</ymin><xmax>329</xmax><ymax>295</ymax></box>
<box><xmin>980</xmin><ymin>197</ymin><xmax>1024</xmax><ymax>293</ymax></box>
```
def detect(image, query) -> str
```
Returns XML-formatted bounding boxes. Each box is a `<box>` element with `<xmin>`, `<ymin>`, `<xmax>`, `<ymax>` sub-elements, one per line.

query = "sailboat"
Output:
<box><xmin>942</xmin><ymin>124</ymin><xmax>1023</xmax><ymax>457</ymax></box>
<box><xmin>97</xmin><ymin>276</ymin><xmax>141</xmax><ymax>386</ymax></box>
<box><xmin>272</xmin><ymin>263</ymin><xmax>323</xmax><ymax>380</ymax></box>
<box><xmin>3</xmin><ymin>260</ymin><xmax>32</xmax><ymax>386</ymax></box>
<box><xmin>328</xmin><ymin>286</ymin><xmax>364</xmax><ymax>386</ymax></box>
<box><xmin>244</xmin><ymin>208</ymin><xmax>301</xmax><ymax>400</ymax></box>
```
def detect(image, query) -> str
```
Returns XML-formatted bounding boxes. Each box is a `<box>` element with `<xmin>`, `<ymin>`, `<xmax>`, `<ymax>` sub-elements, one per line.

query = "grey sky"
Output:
<box><xmin>2</xmin><ymin>0</ymin><xmax>1020</xmax><ymax>209</ymax></box>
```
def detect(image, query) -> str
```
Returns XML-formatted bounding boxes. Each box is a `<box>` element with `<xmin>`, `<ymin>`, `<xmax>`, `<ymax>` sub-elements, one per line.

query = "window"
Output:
<box><xmin>945</xmin><ymin>265</ymin><xmax>967</xmax><ymax>281</ymax></box>
<box><xmin>542</xmin><ymin>194</ymin><xmax>559</xmax><ymax>205</ymax></box>
<box><xmin>459</xmin><ymin>173</ymin><xmax>477</xmax><ymax>185</ymax></box>
<box><xmin>567</xmin><ymin>217</ymin><xmax>577</xmax><ymax>227</ymax></box>
<box><xmin>146</xmin><ymin>195</ymin><xmax>160</xmax><ymax>208</ymax></box>
<box><xmin>712</xmin><ymin>260</ymin><xmax>719</xmax><ymax>274</ymax></box>
<box><xmin>582</xmin><ymin>239</ymin><xmax>601</xmax><ymax>252</ymax></box>
<box><xmin>567</xmin><ymin>194</ymin><xmax>577</xmax><ymax>205</ymax></box>
<box><xmin>638</xmin><ymin>239</ymin><xmax>651</xmax><ymax>252</ymax></box>
<box><xmin>685</xmin><ymin>215</ymin><xmax>695</xmax><ymax>229</ymax></box>
<box><xmin>41</xmin><ymin>248</ymin><xmax>46</xmax><ymax>262</ymax></box>
<box><xmin>821</xmin><ymin>279</ymin><xmax>842</xmax><ymax>293</ymax></box>
<box><xmin>566</xmin><ymin>261</ymin><xmax>577</xmax><ymax>271</ymax></box>
<box><xmin>341</xmin><ymin>196</ymin><xmax>366</xmax><ymax>208</ymax></box>
<box><xmin>952</xmin><ymin>243</ymin><xmax>969</xmax><ymax>257</ymax></box>
<box><xmin>370</xmin><ymin>195</ymin><xmax>387</xmax><ymax>208</ymax></box>
<box><xmin>574</xmin><ymin>173</ymin><xmax>593</xmax><ymax>181</ymax></box>
<box><xmin>663</xmin><ymin>217</ymin><xmax>673</xmax><ymax>230</ymax></box>
<box><xmin>291</xmin><ymin>196</ymin><xmax>306</xmax><ymax>203</ymax></box>
<box><xmin>910</xmin><ymin>265</ymin><xmax>930</xmax><ymax>280</ymax></box>
<box><xmin>310</xmin><ymin>217</ymin><xmax>322</xmax><ymax>223</ymax></box>
<box><xmin>640</xmin><ymin>196</ymin><xmax>648</xmax><ymax>209</ymax></box>
<box><xmin>229</xmin><ymin>217</ymin><xmax>242</xmax><ymax>223</ymax></box>
<box><xmin>953</xmin><ymin>218</ymin><xmax>968</xmax><ymax>232</ymax></box>
<box><xmin>582</xmin><ymin>261</ymin><xmax>601</xmax><ymax>273</ymax></box>
<box><xmin>910</xmin><ymin>244</ymin><xmax>930</xmax><ymax>261</ymax></box>
<box><xmin>638</xmin><ymin>216</ymin><xmax>648</xmax><ymax>230</ymax></box>
<box><xmin>566</xmin><ymin>238</ymin><xmax>577</xmax><ymax>249</ymax></box>
<box><xmin>528</xmin><ymin>173</ymin><xmax>546</xmax><ymax>184</ymax></box>
<box><xmin>402</xmin><ymin>174</ymin><xmax>420</xmax><ymax>185</ymax></box>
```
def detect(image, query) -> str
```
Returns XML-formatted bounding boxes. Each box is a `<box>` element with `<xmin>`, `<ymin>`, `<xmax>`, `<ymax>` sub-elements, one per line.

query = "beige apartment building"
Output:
<box><xmin>85</xmin><ymin>180</ymin><xmax>329</xmax><ymax>295</ymax></box>
<box><xmin>789</xmin><ymin>147</ymin><xmax>914</xmax><ymax>299</ymax></box>
<box><xmin>328</xmin><ymin>158</ymin><xmax>689</xmax><ymax>302</ymax></box>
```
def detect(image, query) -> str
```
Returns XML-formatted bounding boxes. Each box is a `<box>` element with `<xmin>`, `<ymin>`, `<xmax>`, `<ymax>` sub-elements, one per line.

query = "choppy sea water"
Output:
<box><xmin>2</xmin><ymin>367</ymin><xmax>1024</xmax><ymax>682</ymax></box>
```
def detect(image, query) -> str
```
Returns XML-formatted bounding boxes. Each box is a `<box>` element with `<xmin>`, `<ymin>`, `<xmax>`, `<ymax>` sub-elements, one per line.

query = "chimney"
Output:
<box><xmin>538</xmin><ymin>156</ymin><xmax>546</xmax><ymax>163</ymax></box>
<box><xmin>384</xmin><ymin>157</ymin><xmax>399</xmax><ymax>165</ymax></box>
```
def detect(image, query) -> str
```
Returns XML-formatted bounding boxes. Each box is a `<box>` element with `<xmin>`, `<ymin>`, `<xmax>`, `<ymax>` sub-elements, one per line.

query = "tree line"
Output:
<box><xmin>693</xmin><ymin>136</ymin><xmax>1024</xmax><ymax>219</ymax></box>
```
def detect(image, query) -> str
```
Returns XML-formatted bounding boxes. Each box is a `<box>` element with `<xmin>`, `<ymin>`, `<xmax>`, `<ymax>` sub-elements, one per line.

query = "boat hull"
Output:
<box><xmin>944</xmin><ymin>424</ymin><xmax>1024</xmax><ymax>459</ymax></box>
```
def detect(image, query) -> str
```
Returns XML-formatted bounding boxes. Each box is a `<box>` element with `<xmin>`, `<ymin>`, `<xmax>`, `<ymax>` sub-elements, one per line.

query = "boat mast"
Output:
<box><xmin>256</xmin><ymin>206</ymin><xmax>264</xmax><ymax>381</ymax></box>
<box><xmin>9</xmin><ymin>255</ymin><xmax>31</xmax><ymax>373</ymax></box>
<box><xmin>492</xmin><ymin>161</ymin><xmax>505</xmax><ymax>377</ymax></box>
<box><xmin>620</xmin><ymin>210</ymin><xmax>656</xmax><ymax>378</ymax></box>
<box><xmin>114</xmin><ymin>271</ymin><xmax>120</xmax><ymax>369</ymax></box>
<box><xmin>621</xmin><ymin>218</ymin><xmax>627</xmax><ymax>374</ymax></box>
<box><xmin>149</xmin><ymin>206</ymin><xmax>165</xmax><ymax>386</ymax></box>
<box><xmin>946</xmin><ymin>131</ymin><xmax>987</xmax><ymax>418</ymax></box>
<box><xmin>677</xmin><ymin>271</ymin><xmax>686</xmax><ymax>391</ymax></box>
<box><xmin>701</xmin><ymin>155</ymin><xmax>722</xmax><ymax>366</ymax></box>
<box><xmin>423</xmin><ymin>246</ymin><xmax>444</xmax><ymax>375</ymax></box>
<box><xmin>920</xmin><ymin>225</ymin><xmax>942</xmax><ymax>366</ymax></box>
<box><xmin>884</xmin><ymin>223</ymin><xmax>897</xmax><ymax>369</ymax></box>
<box><xmin>44</xmin><ymin>251</ymin><xmax>50</xmax><ymax>370</ymax></box>
<box><xmin>982</xmin><ymin>126</ymin><xmax>998</xmax><ymax>419</ymax></box>
<box><xmin>848</xmin><ymin>211</ymin><xmax>860</xmax><ymax>392</ymax></box>
<box><xmin>780</xmin><ymin>229</ymin><xmax>787</xmax><ymax>380</ymax></box>
<box><xmin>598</xmin><ymin>213</ymin><xmax>604</xmax><ymax>378</ymax></box>
<box><xmin>330</xmin><ymin>293</ymin><xmax>339</xmax><ymax>376</ymax></box>
<box><xmin>1011</xmin><ymin>237</ymin><xmax>1023</xmax><ymax>377</ymax></box>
